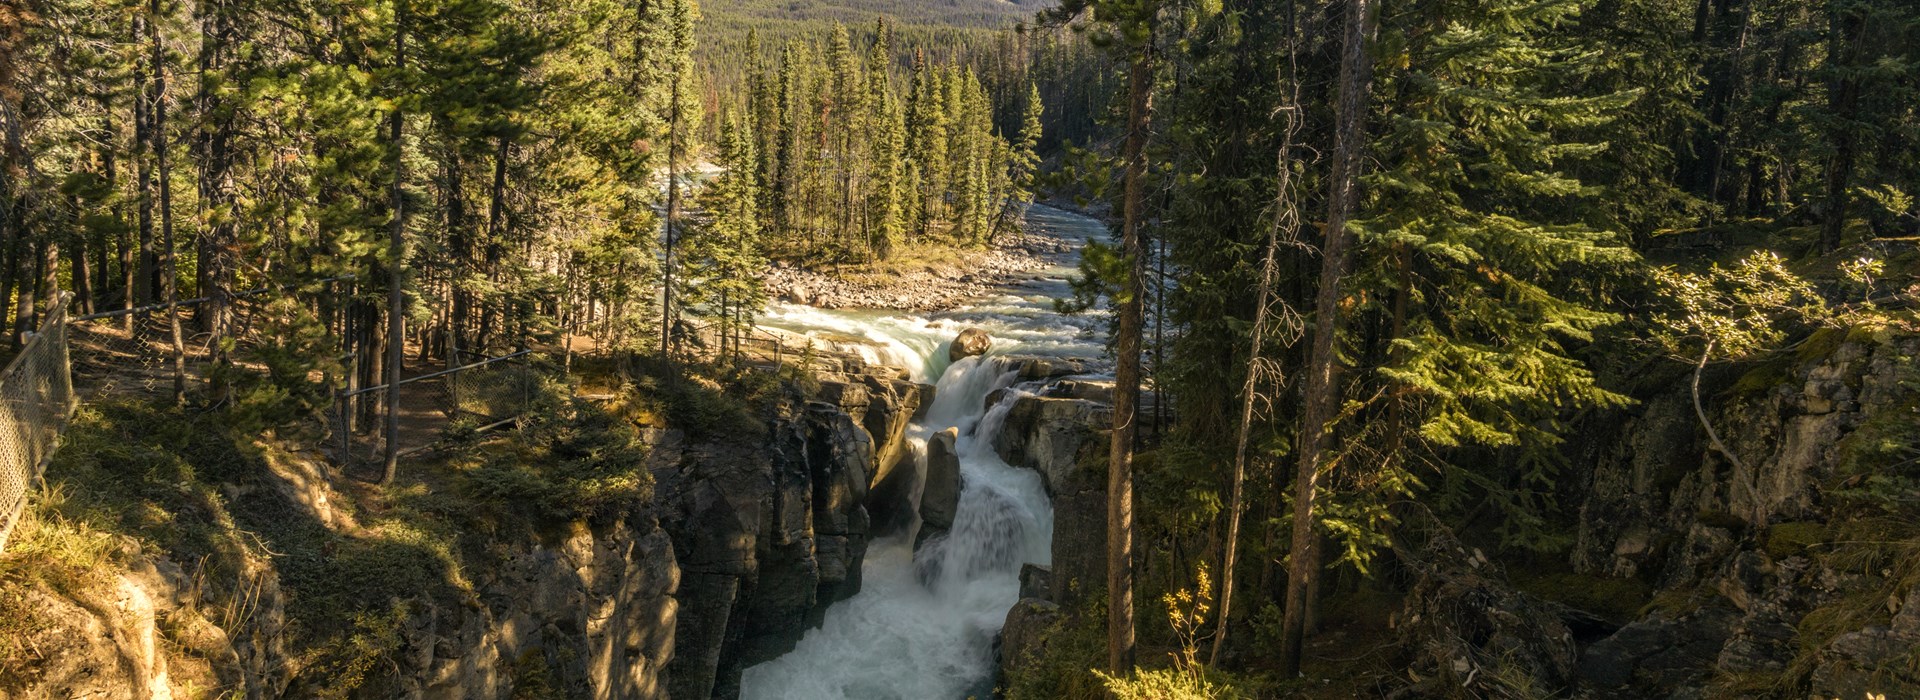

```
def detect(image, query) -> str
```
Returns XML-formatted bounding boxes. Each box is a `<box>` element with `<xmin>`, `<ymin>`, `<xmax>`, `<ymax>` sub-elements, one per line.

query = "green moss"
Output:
<box><xmin>1642</xmin><ymin>586</ymin><xmax>1714</xmax><ymax>619</ymax></box>
<box><xmin>1795</xmin><ymin>327</ymin><xmax>1849</xmax><ymax>364</ymax></box>
<box><xmin>1730</xmin><ymin>360</ymin><xmax>1792</xmax><ymax>397</ymax></box>
<box><xmin>1763</xmin><ymin>521</ymin><xmax>1829</xmax><ymax>559</ymax></box>
<box><xmin>1001</xmin><ymin>601</ymin><xmax>1108</xmax><ymax>700</ymax></box>
<box><xmin>1511</xmin><ymin>571</ymin><xmax>1653</xmax><ymax>624</ymax></box>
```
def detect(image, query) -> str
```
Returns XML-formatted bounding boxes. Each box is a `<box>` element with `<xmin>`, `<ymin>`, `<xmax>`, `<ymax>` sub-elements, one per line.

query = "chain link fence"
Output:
<box><xmin>678</xmin><ymin>318</ymin><xmax>811</xmax><ymax>371</ymax></box>
<box><xmin>1</xmin><ymin>284</ymin><xmax>811</xmax><ymax>548</ymax></box>
<box><xmin>0</xmin><ymin>297</ymin><xmax>77</xmax><ymax>552</ymax></box>
<box><xmin>328</xmin><ymin>348</ymin><xmax>543</xmax><ymax>467</ymax></box>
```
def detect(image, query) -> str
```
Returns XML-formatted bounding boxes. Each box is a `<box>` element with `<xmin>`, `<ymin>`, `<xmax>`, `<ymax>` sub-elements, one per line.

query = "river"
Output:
<box><xmin>736</xmin><ymin>205</ymin><xmax>1109</xmax><ymax>699</ymax></box>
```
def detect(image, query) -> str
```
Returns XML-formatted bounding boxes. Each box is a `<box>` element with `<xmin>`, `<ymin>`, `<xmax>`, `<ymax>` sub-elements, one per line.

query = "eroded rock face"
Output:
<box><xmin>949</xmin><ymin>328</ymin><xmax>993</xmax><ymax>362</ymax></box>
<box><xmin>991</xmin><ymin>393</ymin><xmax>1109</xmax><ymax>605</ymax></box>
<box><xmin>14</xmin><ymin>476</ymin><xmax>681</xmax><ymax>700</ymax></box>
<box><xmin>653</xmin><ymin>402</ymin><xmax>871</xmax><ymax>699</ymax></box>
<box><xmin>5</xmin><ymin>554</ymin><xmax>291</xmax><ymax>700</ymax></box>
<box><xmin>1564</xmin><ymin>334</ymin><xmax>1920</xmax><ymax>699</ymax></box>
<box><xmin>1397</xmin><ymin>533</ymin><xmax>1578</xmax><ymax>697</ymax></box>
<box><xmin>653</xmin><ymin>356</ymin><xmax>920</xmax><ymax>699</ymax></box>
<box><xmin>992</xmin><ymin>394</ymin><xmax>1108</xmax><ymax>498</ymax></box>
<box><xmin>404</xmin><ymin>519</ymin><xmax>680</xmax><ymax>700</ymax></box>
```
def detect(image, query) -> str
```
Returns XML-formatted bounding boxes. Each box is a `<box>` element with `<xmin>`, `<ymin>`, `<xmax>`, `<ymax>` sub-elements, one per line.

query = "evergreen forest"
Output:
<box><xmin>1</xmin><ymin>0</ymin><xmax>1918</xmax><ymax>697</ymax></box>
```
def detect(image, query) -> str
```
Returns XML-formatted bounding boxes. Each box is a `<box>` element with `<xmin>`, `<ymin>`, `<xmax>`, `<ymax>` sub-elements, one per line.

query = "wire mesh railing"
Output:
<box><xmin>677</xmin><ymin>318</ymin><xmax>813</xmax><ymax>371</ymax></box>
<box><xmin>2</xmin><ymin>283</ymin><xmax>747</xmax><ymax>549</ymax></box>
<box><xmin>0</xmin><ymin>296</ymin><xmax>77</xmax><ymax>552</ymax></box>
<box><xmin>327</xmin><ymin>348</ymin><xmax>542</xmax><ymax>467</ymax></box>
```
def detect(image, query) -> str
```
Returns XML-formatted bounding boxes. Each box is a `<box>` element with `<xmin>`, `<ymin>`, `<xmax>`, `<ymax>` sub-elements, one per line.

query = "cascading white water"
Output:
<box><xmin>739</xmin><ymin>357</ymin><xmax>1052</xmax><ymax>700</ymax></box>
<box><xmin>737</xmin><ymin>205</ymin><xmax>1106</xmax><ymax>700</ymax></box>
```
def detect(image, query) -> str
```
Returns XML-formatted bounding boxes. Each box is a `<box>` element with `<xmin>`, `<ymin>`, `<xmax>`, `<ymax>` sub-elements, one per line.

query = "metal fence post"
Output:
<box><xmin>446</xmin><ymin>321</ymin><xmax>459</xmax><ymax>421</ymax></box>
<box><xmin>337</xmin><ymin>388</ymin><xmax>352</xmax><ymax>469</ymax></box>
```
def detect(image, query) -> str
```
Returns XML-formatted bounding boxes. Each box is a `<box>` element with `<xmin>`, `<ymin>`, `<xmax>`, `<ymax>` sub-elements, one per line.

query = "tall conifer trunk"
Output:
<box><xmin>1819</xmin><ymin>4</ymin><xmax>1862</xmax><ymax>252</ymax></box>
<box><xmin>1108</xmin><ymin>39</ymin><xmax>1154</xmax><ymax>675</ymax></box>
<box><xmin>133</xmin><ymin>12</ymin><xmax>157</xmax><ymax>308</ymax></box>
<box><xmin>1280</xmin><ymin>0</ymin><xmax>1373</xmax><ymax>676</ymax></box>
<box><xmin>199</xmin><ymin>0</ymin><xmax>238</xmax><ymax>402</ymax></box>
<box><xmin>151</xmin><ymin>0</ymin><xmax>188</xmax><ymax>404</ymax></box>
<box><xmin>381</xmin><ymin>2</ymin><xmax>408</xmax><ymax>484</ymax></box>
<box><xmin>662</xmin><ymin>75</ymin><xmax>682</xmax><ymax>355</ymax></box>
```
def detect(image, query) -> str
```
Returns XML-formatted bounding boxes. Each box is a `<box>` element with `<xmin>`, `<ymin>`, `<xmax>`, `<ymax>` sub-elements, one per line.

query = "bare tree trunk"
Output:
<box><xmin>444</xmin><ymin>143</ymin><xmax>470</xmax><ymax>353</ymax></box>
<box><xmin>1211</xmin><ymin>97</ymin><xmax>1298</xmax><ymax>666</ymax></box>
<box><xmin>12</xmin><ymin>238</ymin><xmax>38</xmax><ymax>345</ymax></box>
<box><xmin>0</xmin><ymin>225</ymin><xmax>17</xmax><ymax>342</ymax></box>
<box><xmin>1280</xmin><ymin>0</ymin><xmax>1374</xmax><ymax>677</ymax></box>
<box><xmin>35</xmin><ymin>234</ymin><xmax>56</xmax><ymax>324</ymax></box>
<box><xmin>198</xmin><ymin>0</ymin><xmax>238</xmax><ymax>404</ymax></box>
<box><xmin>1691</xmin><ymin>341</ymin><xmax>1763</xmax><ymax>521</ymax></box>
<box><xmin>381</xmin><ymin>6</ymin><xmax>408</xmax><ymax>485</ymax></box>
<box><xmin>661</xmin><ymin>77</ymin><xmax>683</xmax><ymax>356</ymax></box>
<box><xmin>1819</xmin><ymin>4</ymin><xmax>1862</xmax><ymax>252</ymax></box>
<box><xmin>66</xmin><ymin>232</ymin><xmax>91</xmax><ymax>316</ymax></box>
<box><xmin>133</xmin><ymin>11</ymin><xmax>157</xmax><ymax>308</ymax></box>
<box><xmin>478</xmin><ymin>135</ymin><xmax>508</xmax><ymax>353</ymax></box>
<box><xmin>151</xmin><ymin>0</ymin><xmax>187</xmax><ymax>404</ymax></box>
<box><xmin>1108</xmin><ymin>40</ymin><xmax>1155</xmax><ymax>675</ymax></box>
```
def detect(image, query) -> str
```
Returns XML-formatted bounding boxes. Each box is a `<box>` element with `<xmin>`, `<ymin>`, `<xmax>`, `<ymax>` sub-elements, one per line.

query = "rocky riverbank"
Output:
<box><xmin>761</xmin><ymin>214</ymin><xmax>1082</xmax><ymax>312</ymax></box>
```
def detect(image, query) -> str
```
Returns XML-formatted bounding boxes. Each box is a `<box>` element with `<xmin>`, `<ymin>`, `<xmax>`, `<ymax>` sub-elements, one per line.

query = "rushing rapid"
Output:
<box><xmin>737</xmin><ymin>205</ymin><xmax>1107</xmax><ymax>699</ymax></box>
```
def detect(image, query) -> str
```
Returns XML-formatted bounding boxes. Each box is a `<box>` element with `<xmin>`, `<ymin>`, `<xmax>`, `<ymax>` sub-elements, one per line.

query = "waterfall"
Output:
<box><xmin>737</xmin><ymin>205</ymin><xmax>1102</xmax><ymax>700</ymax></box>
<box><xmin>739</xmin><ymin>357</ymin><xmax>1052</xmax><ymax>700</ymax></box>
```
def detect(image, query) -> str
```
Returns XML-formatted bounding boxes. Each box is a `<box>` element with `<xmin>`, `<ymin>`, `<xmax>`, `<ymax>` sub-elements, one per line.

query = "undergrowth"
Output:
<box><xmin>0</xmin><ymin>363</ymin><xmax>680</xmax><ymax>696</ymax></box>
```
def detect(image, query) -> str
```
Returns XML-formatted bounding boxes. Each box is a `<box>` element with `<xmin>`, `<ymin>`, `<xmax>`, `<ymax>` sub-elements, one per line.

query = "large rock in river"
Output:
<box><xmin>916</xmin><ymin>428</ymin><xmax>963</xmax><ymax>551</ymax></box>
<box><xmin>948</xmin><ymin>328</ymin><xmax>993</xmax><ymax>362</ymax></box>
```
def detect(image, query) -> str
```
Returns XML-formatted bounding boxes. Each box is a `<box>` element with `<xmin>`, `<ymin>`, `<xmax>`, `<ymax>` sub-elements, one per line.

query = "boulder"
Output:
<box><xmin>1808</xmin><ymin>587</ymin><xmax>1920</xmax><ymax>699</ymax></box>
<box><xmin>998</xmin><ymin>599</ymin><xmax>1063</xmax><ymax>684</ymax></box>
<box><xmin>948</xmin><ymin>328</ymin><xmax>993</xmax><ymax>362</ymax></box>
<box><xmin>1396</xmin><ymin>531</ymin><xmax>1578</xmax><ymax>697</ymax></box>
<box><xmin>1019</xmin><ymin>564</ymin><xmax>1053</xmax><ymax>601</ymax></box>
<box><xmin>1009</xmin><ymin>356</ymin><xmax>1083</xmax><ymax>382</ymax></box>
<box><xmin>916</xmin><ymin>428</ymin><xmax>963</xmax><ymax>550</ymax></box>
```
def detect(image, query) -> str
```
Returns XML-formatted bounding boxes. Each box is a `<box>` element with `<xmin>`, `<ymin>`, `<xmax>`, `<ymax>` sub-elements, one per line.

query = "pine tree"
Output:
<box><xmin>865</xmin><ymin>25</ymin><xmax>904</xmax><ymax>260</ymax></box>
<box><xmin>1000</xmin><ymin>81</ymin><xmax>1043</xmax><ymax>237</ymax></box>
<box><xmin>912</xmin><ymin>59</ymin><xmax>950</xmax><ymax>234</ymax></box>
<box><xmin>1352</xmin><ymin>0</ymin><xmax>1640</xmax><ymax>539</ymax></box>
<box><xmin>688</xmin><ymin>113</ymin><xmax>767</xmax><ymax>355</ymax></box>
<box><xmin>657</xmin><ymin>0</ymin><xmax>701</xmax><ymax>353</ymax></box>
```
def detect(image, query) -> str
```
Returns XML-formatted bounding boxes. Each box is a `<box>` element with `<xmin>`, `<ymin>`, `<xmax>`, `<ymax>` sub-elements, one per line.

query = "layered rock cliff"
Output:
<box><xmin>649</xmin><ymin>354</ymin><xmax>921</xmax><ymax>699</ymax></box>
<box><xmin>1560</xmin><ymin>331</ymin><xmax>1920</xmax><ymax>698</ymax></box>
<box><xmin>1390</xmin><ymin>330</ymin><xmax>1920</xmax><ymax>698</ymax></box>
<box><xmin>2</xmin><ymin>352</ymin><xmax>921</xmax><ymax>700</ymax></box>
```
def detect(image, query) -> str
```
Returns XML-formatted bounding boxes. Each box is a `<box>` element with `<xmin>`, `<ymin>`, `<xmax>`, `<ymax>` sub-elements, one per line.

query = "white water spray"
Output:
<box><xmin>737</xmin><ymin>206</ymin><xmax>1104</xmax><ymax>700</ymax></box>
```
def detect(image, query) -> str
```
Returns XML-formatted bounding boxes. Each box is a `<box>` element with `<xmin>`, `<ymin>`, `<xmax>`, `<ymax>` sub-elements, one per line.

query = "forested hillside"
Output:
<box><xmin>3</xmin><ymin>0</ymin><xmax>1919</xmax><ymax>696</ymax></box>
<box><xmin>1006</xmin><ymin>0</ymin><xmax>1920</xmax><ymax>696</ymax></box>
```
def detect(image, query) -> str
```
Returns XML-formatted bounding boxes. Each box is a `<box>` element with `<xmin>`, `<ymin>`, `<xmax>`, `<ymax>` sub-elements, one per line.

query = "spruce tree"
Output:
<box><xmin>1352</xmin><ymin>0</ymin><xmax>1640</xmax><ymax>541</ymax></box>
<box><xmin>688</xmin><ymin>113</ymin><xmax>767</xmax><ymax>354</ymax></box>
<box><xmin>1002</xmin><ymin>81</ymin><xmax>1043</xmax><ymax>235</ymax></box>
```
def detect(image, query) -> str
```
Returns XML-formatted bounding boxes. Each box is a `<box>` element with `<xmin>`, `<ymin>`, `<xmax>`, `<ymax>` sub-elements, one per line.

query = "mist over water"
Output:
<box><xmin>737</xmin><ymin>206</ymin><xmax>1105</xmax><ymax>700</ymax></box>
